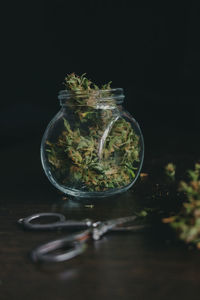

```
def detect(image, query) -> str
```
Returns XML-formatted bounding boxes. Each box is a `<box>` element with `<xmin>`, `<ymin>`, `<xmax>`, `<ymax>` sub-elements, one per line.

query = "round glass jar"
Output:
<box><xmin>41</xmin><ymin>88</ymin><xmax>144</xmax><ymax>198</ymax></box>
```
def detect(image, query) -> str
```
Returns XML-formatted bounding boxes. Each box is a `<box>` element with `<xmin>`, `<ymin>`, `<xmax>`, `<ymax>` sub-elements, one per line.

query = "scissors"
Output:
<box><xmin>18</xmin><ymin>212</ymin><xmax>145</xmax><ymax>263</ymax></box>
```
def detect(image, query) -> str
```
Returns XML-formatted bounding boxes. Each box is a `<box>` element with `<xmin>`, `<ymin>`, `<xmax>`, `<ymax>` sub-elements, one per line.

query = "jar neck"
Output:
<box><xmin>58</xmin><ymin>88</ymin><xmax>124</xmax><ymax>109</ymax></box>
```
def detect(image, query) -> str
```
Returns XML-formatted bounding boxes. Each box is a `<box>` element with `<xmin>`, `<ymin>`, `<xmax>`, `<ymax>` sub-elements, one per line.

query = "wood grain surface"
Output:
<box><xmin>1</xmin><ymin>138</ymin><xmax>200</xmax><ymax>300</ymax></box>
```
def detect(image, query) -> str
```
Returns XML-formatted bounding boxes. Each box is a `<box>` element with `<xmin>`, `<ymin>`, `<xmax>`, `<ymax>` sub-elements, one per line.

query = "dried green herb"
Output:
<box><xmin>163</xmin><ymin>163</ymin><xmax>200</xmax><ymax>249</ymax></box>
<box><xmin>165</xmin><ymin>163</ymin><xmax>176</xmax><ymax>181</ymax></box>
<box><xmin>46</xmin><ymin>73</ymin><xmax>140</xmax><ymax>192</ymax></box>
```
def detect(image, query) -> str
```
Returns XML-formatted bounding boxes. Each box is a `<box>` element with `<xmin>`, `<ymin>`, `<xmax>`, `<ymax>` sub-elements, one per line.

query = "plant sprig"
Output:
<box><xmin>163</xmin><ymin>163</ymin><xmax>200</xmax><ymax>249</ymax></box>
<box><xmin>165</xmin><ymin>163</ymin><xmax>176</xmax><ymax>181</ymax></box>
<box><xmin>64</xmin><ymin>73</ymin><xmax>112</xmax><ymax>92</ymax></box>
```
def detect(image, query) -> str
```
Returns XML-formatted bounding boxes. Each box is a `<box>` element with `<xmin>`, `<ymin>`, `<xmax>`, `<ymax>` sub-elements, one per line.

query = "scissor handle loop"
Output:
<box><xmin>31</xmin><ymin>239</ymin><xmax>86</xmax><ymax>263</ymax></box>
<box><xmin>18</xmin><ymin>213</ymin><xmax>66</xmax><ymax>230</ymax></box>
<box><xmin>31</xmin><ymin>229</ymin><xmax>90</xmax><ymax>263</ymax></box>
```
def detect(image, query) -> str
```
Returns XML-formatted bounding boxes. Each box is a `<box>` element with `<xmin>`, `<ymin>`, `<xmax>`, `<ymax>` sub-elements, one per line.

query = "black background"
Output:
<box><xmin>2</xmin><ymin>2</ymin><xmax>200</xmax><ymax>155</ymax></box>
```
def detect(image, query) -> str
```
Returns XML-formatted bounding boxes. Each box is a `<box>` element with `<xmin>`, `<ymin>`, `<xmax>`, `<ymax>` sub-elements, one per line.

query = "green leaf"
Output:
<box><xmin>63</xmin><ymin>118</ymin><xmax>71</xmax><ymax>132</ymax></box>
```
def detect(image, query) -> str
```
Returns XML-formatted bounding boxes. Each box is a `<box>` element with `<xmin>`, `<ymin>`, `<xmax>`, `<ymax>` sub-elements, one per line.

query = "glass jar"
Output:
<box><xmin>41</xmin><ymin>88</ymin><xmax>144</xmax><ymax>198</ymax></box>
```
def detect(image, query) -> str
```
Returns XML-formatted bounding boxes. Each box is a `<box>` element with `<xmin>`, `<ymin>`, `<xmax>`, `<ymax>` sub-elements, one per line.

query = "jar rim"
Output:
<box><xmin>58</xmin><ymin>88</ymin><xmax>125</xmax><ymax>105</ymax></box>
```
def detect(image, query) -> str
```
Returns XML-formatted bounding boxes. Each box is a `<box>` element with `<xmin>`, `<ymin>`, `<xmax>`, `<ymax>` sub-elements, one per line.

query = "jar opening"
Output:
<box><xmin>58</xmin><ymin>88</ymin><xmax>124</xmax><ymax>106</ymax></box>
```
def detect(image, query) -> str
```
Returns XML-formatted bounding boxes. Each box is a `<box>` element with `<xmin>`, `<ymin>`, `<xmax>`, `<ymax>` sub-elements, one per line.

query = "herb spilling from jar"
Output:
<box><xmin>46</xmin><ymin>73</ymin><xmax>140</xmax><ymax>192</ymax></box>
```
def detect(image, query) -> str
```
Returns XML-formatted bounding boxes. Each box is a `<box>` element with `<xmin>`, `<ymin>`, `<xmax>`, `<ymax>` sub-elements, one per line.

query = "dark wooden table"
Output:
<box><xmin>1</xmin><ymin>136</ymin><xmax>200</xmax><ymax>300</ymax></box>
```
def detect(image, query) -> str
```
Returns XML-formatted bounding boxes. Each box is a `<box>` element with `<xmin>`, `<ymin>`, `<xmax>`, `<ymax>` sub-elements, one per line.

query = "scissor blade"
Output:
<box><xmin>92</xmin><ymin>215</ymin><xmax>138</xmax><ymax>240</ymax></box>
<box><xmin>109</xmin><ymin>224</ymin><xmax>150</xmax><ymax>232</ymax></box>
<box><xmin>106</xmin><ymin>215</ymin><xmax>138</xmax><ymax>227</ymax></box>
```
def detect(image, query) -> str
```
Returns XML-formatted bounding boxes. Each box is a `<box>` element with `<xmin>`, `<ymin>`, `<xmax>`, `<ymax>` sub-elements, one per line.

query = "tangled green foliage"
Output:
<box><xmin>163</xmin><ymin>163</ymin><xmax>200</xmax><ymax>249</ymax></box>
<box><xmin>63</xmin><ymin>72</ymin><xmax>112</xmax><ymax>92</ymax></box>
